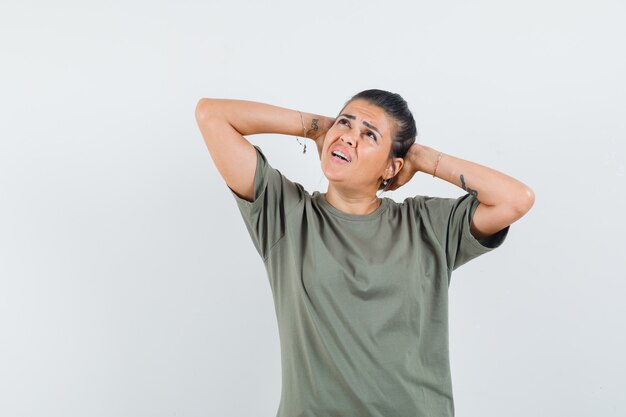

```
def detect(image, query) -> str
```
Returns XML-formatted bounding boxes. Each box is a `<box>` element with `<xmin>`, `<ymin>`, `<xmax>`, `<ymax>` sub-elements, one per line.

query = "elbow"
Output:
<box><xmin>524</xmin><ymin>186</ymin><xmax>535</xmax><ymax>211</ymax></box>
<box><xmin>195</xmin><ymin>98</ymin><xmax>213</xmax><ymax>122</ymax></box>
<box><xmin>195</xmin><ymin>97</ymin><xmax>225</xmax><ymax>123</ymax></box>
<box><xmin>514</xmin><ymin>186</ymin><xmax>535</xmax><ymax>216</ymax></box>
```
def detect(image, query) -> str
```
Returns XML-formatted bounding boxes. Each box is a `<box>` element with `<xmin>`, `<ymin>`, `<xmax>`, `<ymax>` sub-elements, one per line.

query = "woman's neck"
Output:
<box><xmin>323</xmin><ymin>186</ymin><xmax>381</xmax><ymax>215</ymax></box>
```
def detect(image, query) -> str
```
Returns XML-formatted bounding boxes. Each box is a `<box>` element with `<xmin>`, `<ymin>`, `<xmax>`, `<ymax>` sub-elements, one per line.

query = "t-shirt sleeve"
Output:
<box><xmin>227</xmin><ymin>144</ymin><xmax>304</xmax><ymax>260</ymax></box>
<box><xmin>419</xmin><ymin>193</ymin><xmax>510</xmax><ymax>271</ymax></box>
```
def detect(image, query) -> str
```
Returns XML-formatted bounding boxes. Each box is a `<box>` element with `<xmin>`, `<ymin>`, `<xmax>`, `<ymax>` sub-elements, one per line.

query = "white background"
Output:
<box><xmin>1</xmin><ymin>0</ymin><xmax>625</xmax><ymax>416</ymax></box>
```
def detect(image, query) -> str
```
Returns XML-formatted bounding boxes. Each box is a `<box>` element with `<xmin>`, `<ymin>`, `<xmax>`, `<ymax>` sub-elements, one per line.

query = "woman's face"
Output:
<box><xmin>321</xmin><ymin>99</ymin><xmax>397</xmax><ymax>192</ymax></box>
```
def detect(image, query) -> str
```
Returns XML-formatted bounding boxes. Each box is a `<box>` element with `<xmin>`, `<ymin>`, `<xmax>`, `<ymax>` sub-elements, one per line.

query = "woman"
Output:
<box><xmin>195</xmin><ymin>89</ymin><xmax>534</xmax><ymax>416</ymax></box>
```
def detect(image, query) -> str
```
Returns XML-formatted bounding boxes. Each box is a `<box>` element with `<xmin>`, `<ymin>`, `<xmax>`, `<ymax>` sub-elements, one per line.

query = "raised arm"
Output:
<box><xmin>390</xmin><ymin>143</ymin><xmax>535</xmax><ymax>241</ymax></box>
<box><xmin>194</xmin><ymin>98</ymin><xmax>333</xmax><ymax>202</ymax></box>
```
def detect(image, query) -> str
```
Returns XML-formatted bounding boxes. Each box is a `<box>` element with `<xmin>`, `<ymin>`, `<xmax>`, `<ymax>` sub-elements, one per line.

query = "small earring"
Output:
<box><xmin>377</xmin><ymin>177</ymin><xmax>391</xmax><ymax>198</ymax></box>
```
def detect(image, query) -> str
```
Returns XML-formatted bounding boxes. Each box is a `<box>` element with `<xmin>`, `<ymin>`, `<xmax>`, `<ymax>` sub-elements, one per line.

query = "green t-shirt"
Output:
<box><xmin>229</xmin><ymin>145</ymin><xmax>509</xmax><ymax>417</ymax></box>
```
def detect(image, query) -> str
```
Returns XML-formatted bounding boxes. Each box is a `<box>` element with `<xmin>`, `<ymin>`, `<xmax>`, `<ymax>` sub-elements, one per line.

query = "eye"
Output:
<box><xmin>366</xmin><ymin>131</ymin><xmax>377</xmax><ymax>141</ymax></box>
<box><xmin>338</xmin><ymin>118</ymin><xmax>350</xmax><ymax>126</ymax></box>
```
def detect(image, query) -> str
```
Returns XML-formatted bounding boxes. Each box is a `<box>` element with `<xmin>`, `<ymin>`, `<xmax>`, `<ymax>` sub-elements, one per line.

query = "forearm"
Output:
<box><xmin>198</xmin><ymin>98</ymin><xmax>331</xmax><ymax>141</ymax></box>
<box><xmin>410</xmin><ymin>144</ymin><xmax>534</xmax><ymax>209</ymax></box>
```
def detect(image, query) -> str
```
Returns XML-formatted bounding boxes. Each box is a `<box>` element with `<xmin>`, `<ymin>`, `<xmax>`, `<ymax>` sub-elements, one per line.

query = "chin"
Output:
<box><xmin>320</xmin><ymin>160</ymin><xmax>344</xmax><ymax>182</ymax></box>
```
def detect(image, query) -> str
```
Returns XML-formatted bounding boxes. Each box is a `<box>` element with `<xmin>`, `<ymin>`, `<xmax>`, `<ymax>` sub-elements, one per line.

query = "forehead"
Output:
<box><xmin>341</xmin><ymin>99</ymin><xmax>393</xmax><ymax>134</ymax></box>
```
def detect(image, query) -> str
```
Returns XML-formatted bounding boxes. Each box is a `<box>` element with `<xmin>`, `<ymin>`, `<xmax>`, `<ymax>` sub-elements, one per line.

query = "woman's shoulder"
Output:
<box><xmin>385</xmin><ymin>194</ymin><xmax>465</xmax><ymax>222</ymax></box>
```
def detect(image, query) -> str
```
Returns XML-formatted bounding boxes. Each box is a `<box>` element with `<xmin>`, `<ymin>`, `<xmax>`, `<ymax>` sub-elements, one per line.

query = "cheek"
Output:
<box><xmin>326</xmin><ymin>126</ymin><xmax>339</xmax><ymax>138</ymax></box>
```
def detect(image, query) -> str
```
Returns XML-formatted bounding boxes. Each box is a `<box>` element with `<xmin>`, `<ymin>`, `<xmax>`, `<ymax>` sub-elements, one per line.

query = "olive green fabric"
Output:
<box><xmin>228</xmin><ymin>145</ymin><xmax>509</xmax><ymax>417</ymax></box>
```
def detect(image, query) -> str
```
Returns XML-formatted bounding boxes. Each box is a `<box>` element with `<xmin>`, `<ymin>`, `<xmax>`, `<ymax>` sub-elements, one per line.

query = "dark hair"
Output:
<box><xmin>340</xmin><ymin>89</ymin><xmax>418</xmax><ymax>189</ymax></box>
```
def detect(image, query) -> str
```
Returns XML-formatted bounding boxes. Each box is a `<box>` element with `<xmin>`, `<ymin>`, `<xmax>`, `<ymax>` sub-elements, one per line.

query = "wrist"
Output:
<box><xmin>408</xmin><ymin>144</ymin><xmax>440</xmax><ymax>175</ymax></box>
<box><xmin>302</xmin><ymin>114</ymin><xmax>333</xmax><ymax>140</ymax></box>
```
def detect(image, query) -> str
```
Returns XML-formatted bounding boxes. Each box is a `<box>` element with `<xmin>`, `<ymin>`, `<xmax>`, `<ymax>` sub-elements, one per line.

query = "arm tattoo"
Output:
<box><xmin>460</xmin><ymin>174</ymin><xmax>478</xmax><ymax>197</ymax></box>
<box><xmin>310</xmin><ymin>118</ymin><xmax>319</xmax><ymax>132</ymax></box>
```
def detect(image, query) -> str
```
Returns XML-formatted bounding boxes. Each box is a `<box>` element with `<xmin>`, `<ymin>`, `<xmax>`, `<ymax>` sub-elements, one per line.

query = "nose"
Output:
<box><xmin>340</xmin><ymin>134</ymin><xmax>356</xmax><ymax>147</ymax></box>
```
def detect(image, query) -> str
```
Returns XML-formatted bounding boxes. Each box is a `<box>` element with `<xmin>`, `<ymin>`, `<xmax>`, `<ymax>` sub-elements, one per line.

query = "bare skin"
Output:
<box><xmin>195</xmin><ymin>97</ymin><xmax>534</xmax><ymax>241</ymax></box>
<box><xmin>316</xmin><ymin>99</ymin><xmax>404</xmax><ymax>216</ymax></box>
<box><xmin>389</xmin><ymin>142</ymin><xmax>535</xmax><ymax>239</ymax></box>
<box><xmin>311</xmin><ymin>99</ymin><xmax>535</xmax><ymax>239</ymax></box>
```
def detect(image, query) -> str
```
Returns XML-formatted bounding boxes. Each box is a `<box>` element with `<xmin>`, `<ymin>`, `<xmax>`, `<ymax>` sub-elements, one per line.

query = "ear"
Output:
<box><xmin>386</xmin><ymin>158</ymin><xmax>404</xmax><ymax>179</ymax></box>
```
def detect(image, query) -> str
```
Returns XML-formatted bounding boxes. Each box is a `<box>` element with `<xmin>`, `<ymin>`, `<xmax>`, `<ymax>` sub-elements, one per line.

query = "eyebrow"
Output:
<box><xmin>338</xmin><ymin>113</ymin><xmax>383</xmax><ymax>139</ymax></box>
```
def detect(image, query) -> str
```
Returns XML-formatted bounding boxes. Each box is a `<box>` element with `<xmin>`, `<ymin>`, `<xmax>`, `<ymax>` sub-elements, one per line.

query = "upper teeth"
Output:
<box><xmin>333</xmin><ymin>150</ymin><xmax>350</xmax><ymax>161</ymax></box>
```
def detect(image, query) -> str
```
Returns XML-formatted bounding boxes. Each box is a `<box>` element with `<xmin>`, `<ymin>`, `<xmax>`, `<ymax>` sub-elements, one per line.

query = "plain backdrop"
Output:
<box><xmin>1</xmin><ymin>0</ymin><xmax>625</xmax><ymax>416</ymax></box>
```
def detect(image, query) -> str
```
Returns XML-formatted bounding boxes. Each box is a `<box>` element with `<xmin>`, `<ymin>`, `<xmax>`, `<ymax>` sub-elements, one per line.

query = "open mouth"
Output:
<box><xmin>331</xmin><ymin>150</ymin><xmax>351</xmax><ymax>163</ymax></box>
